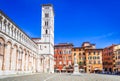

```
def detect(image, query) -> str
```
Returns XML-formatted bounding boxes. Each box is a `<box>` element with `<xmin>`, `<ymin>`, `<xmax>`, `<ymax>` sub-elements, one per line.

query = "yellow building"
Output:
<box><xmin>85</xmin><ymin>49</ymin><xmax>103</xmax><ymax>73</ymax></box>
<box><xmin>114</xmin><ymin>44</ymin><xmax>120</xmax><ymax>73</ymax></box>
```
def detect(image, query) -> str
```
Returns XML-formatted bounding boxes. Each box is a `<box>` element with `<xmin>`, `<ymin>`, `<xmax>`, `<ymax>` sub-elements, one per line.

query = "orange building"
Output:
<box><xmin>54</xmin><ymin>43</ymin><xmax>73</xmax><ymax>72</ymax></box>
<box><xmin>85</xmin><ymin>49</ymin><xmax>103</xmax><ymax>73</ymax></box>
<box><xmin>102</xmin><ymin>45</ymin><xmax>116</xmax><ymax>73</ymax></box>
<box><xmin>72</xmin><ymin>47</ymin><xmax>86</xmax><ymax>72</ymax></box>
<box><xmin>72</xmin><ymin>42</ymin><xmax>97</xmax><ymax>73</ymax></box>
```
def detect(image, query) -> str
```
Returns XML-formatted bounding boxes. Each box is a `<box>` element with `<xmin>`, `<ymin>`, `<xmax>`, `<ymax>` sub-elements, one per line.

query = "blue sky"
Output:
<box><xmin>0</xmin><ymin>0</ymin><xmax>120</xmax><ymax>48</ymax></box>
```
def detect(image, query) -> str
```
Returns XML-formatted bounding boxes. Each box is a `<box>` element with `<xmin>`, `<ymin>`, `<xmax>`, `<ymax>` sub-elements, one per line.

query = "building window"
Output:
<box><xmin>118</xmin><ymin>56</ymin><xmax>120</xmax><ymax>59</ymax></box>
<box><xmin>45</xmin><ymin>21</ymin><xmax>48</xmax><ymax>26</ymax></box>
<box><xmin>79</xmin><ymin>53</ymin><xmax>81</xmax><ymax>56</ymax></box>
<box><xmin>94</xmin><ymin>52</ymin><xmax>96</xmax><ymax>55</ymax></box>
<box><xmin>118</xmin><ymin>51</ymin><xmax>120</xmax><ymax>54</ymax></box>
<box><xmin>89</xmin><ymin>52</ymin><xmax>91</xmax><ymax>55</ymax></box>
<box><xmin>98</xmin><ymin>61</ymin><xmax>100</xmax><ymax>64</ymax></box>
<box><xmin>98</xmin><ymin>51</ymin><xmax>100</xmax><ymax>55</ymax></box>
<box><xmin>60</xmin><ymin>51</ymin><xmax>62</xmax><ymax>54</ymax></box>
<box><xmin>89</xmin><ymin>69</ymin><xmax>90</xmax><ymax>72</ymax></box>
<box><xmin>40</xmin><ymin>45</ymin><xmax>42</xmax><ymax>50</ymax></box>
<box><xmin>109</xmin><ymin>52</ymin><xmax>111</xmax><ymax>56</ymax></box>
<box><xmin>40</xmin><ymin>58</ymin><xmax>43</xmax><ymax>65</ymax></box>
<box><xmin>89</xmin><ymin>61</ymin><xmax>91</xmax><ymax>64</ymax></box>
<box><xmin>45</xmin><ymin>13</ymin><xmax>49</xmax><ymax>17</ymax></box>
<box><xmin>74</xmin><ymin>49</ymin><xmax>76</xmax><ymax>51</ymax></box>
<box><xmin>84</xmin><ymin>57</ymin><xmax>86</xmax><ymax>60</ymax></box>
<box><xmin>45</xmin><ymin>29</ymin><xmax>48</xmax><ymax>34</ymax></box>
<box><xmin>93</xmin><ymin>56</ymin><xmax>95</xmax><ymax>59</ymax></box>
<box><xmin>90</xmin><ymin>56</ymin><xmax>92</xmax><ymax>59</ymax></box>
<box><xmin>94</xmin><ymin>56</ymin><xmax>96</xmax><ymax>59</ymax></box>
<box><xmin>83</xmin><ymin>53</ymin><xmax>85</xmax><ymax>55</ymax></box>
<box><xmin>97</xmin><ymin>56</ymin><xmax>100</xmax><ymax>59</ymax></box>
<box><xmin>74</xmin><ymin>53</ymin><xmax>76</xmax><ymax>56</ymax></box>
<box><xmin>69</xmin><ymin>51</ymin><xmax>71</xmax><ymax>54</ymax></box>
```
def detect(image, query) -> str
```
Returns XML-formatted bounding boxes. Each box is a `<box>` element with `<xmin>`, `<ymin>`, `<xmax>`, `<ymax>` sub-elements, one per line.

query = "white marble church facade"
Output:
<box><xmin>32</xmin><ymin>4</ymin><xmax>54</xmax><ymax>73</ymax></box>
<box><xmin>0</xmin><ymin>4</ymin><xmax>54</xmax><ymax>75</ymax></box>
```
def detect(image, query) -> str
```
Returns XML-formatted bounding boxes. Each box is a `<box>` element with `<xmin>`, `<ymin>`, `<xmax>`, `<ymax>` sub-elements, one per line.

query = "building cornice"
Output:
<box><xmin>85</xmin><ymin>49</ymin><xmax>103</xmax><ymax>51</ymax></box>
<box><xmin>0</xmin><ymin>10</ymin><xmax>38</xmax><ymax>46</ymax></box>
<box><xmin>42</xmin><ymin>4</ymin><xmax>55</xmax><ymax>16</ymax></box>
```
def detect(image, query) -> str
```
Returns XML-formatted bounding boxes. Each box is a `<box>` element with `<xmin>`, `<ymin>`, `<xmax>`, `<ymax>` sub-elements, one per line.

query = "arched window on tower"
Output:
<box><xmin>45</xmin><ymin>29</ymin><xmax>48</xmax><ymax>34</ymax></box>
<box><xmin>45</xmin><ymin>13</ymin><xmax>49</xmax><ymax>17</ymax></box>
<box><xmin>45</xmin><ymin>21</ymin><xmax>48</xmax><ymax>26</ymax></box>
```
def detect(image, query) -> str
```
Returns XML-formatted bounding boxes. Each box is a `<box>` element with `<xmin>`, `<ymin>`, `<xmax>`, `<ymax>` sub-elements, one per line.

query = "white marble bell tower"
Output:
<box><xmin>41</xmin><ymin>4</ymin><xmax>54</xmax><ymax>73</ymax></box>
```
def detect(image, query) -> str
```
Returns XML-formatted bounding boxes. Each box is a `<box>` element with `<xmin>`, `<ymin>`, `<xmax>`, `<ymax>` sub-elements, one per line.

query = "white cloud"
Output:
<box><xmin>91</xmin><ymin>32</ymin><xmax>115</xmax><ymax>40</ymax></box>
<box><xmin>25</xmin><ymin>30</ymin><xmax>38</xmax><ymax>38</ymax></box>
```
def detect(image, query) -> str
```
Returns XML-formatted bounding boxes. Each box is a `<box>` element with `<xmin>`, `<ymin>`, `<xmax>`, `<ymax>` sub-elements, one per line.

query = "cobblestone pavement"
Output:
<box><xmin>49</xmin><ymin>73</ymin><xmax>120</xmax><ymax>81</ymax></box>
<box><xmin>0</xmin><ymin>73</ymin><xmax>120</xmax><ymax>81</ymax></box>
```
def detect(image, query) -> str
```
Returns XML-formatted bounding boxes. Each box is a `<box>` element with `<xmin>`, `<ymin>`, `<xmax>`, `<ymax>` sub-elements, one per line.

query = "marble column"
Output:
<box><xmin>1</xmin><ymin>18</ymin><xmax>4</xmax><ymax>32</ymax></box>
<box><xmin>16</xmin><ymin>49</ymin><xmax>19</xmax><ymax>71</ymax></box>
<box><xmin>9</xmin><ymin>24</ymin><xmax>12</xmax><ymax>37</ymax></box>
<box><xmin>26</xmin><ymin>52</ymin><xmax>28</xmax><ymax>71</ymax></box>
<box><xmin>4</xmin><ymin>42</ymin><xmax>11</xmax><ymax>71</ymax></box>
<box><xmin>11</xmin><ymin>46</ymin><xmax>17</xmax><ymax>71</ymax></box>
<box><xmin>4</xmin><ymin>21</ymin><xmax>7</xmax><ymax>33</ymax></box>
<box><xmin>5</xmin><ymin>22</ymin><xmax>9</xmax><ymax>34</ymax></box>
<box><xmin>0</xmin><ymin>39</ymin><xmax>5</xmax><ymax>71</ymax></box>
<box><xmin>0</xmin><ymin>17</ymin><xmax>2</xmax><ymax>30</ymax></box>
<box><xmin>21</xmin><ymin>50</ymin><xmax>25</xmax><ymax>71</ymax></box>
<box><xmin>9</xmin><ymin>47</ymin><xmax>13</xmax><ymax>71</ymax></box>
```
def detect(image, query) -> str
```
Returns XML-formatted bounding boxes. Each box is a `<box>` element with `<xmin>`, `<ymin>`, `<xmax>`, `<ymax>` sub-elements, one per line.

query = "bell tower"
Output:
<box><xmin>41</xmin><ymin>4</ymin><xmax>54</xmax><ymax>54</ymax></box>
<box><xmin>41</xmin><ymin>4</ymin><xmax>54</xmax><ymax>73</ymax></box>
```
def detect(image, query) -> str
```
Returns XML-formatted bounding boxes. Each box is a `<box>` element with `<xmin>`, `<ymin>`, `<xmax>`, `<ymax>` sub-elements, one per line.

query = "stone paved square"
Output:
<box><xmin>0</xmin><ymin>73</ymin><xmax>120</xmax><ymax>81</ymax></box>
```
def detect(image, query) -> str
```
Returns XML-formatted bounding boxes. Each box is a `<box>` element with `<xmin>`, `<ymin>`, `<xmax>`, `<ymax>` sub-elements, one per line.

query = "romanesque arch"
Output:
<box><xmin>0</xmin><ymin>37</ymin><xmax>5</xmax><ymax>71</ymax></box>
<box><xmin>4</xmin><ymin>41</ymin><xmax>12</xmax><ymax>70</ymax></box>
<box><xmin>17</xmin><ymin>46</ymin><xmax>23</xmax><ymax>71</ymax></box>
<box><xmin>10</xmin><ymin>44</ymin><xmax>18</xmax><ymax>71</ymax></box>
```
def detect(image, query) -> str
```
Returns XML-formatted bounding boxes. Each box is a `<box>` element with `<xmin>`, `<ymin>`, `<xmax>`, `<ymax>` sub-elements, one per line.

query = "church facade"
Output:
<box><xmin>0</xmin><ymin>4</ymin><xmax>54</xmax><ymax>75</ymax></box>
<box><xmin>32</xmin><ymin>4</ymin><xmax>54</xmax><ymax>73</ymax></box>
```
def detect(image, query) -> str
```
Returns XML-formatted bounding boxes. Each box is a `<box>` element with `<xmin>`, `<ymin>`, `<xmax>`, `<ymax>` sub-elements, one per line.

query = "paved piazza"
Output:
<box><xmin>0</xmin><ymin>73</ymin><xmax>120</xmax><ymax>81</ymax></box>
